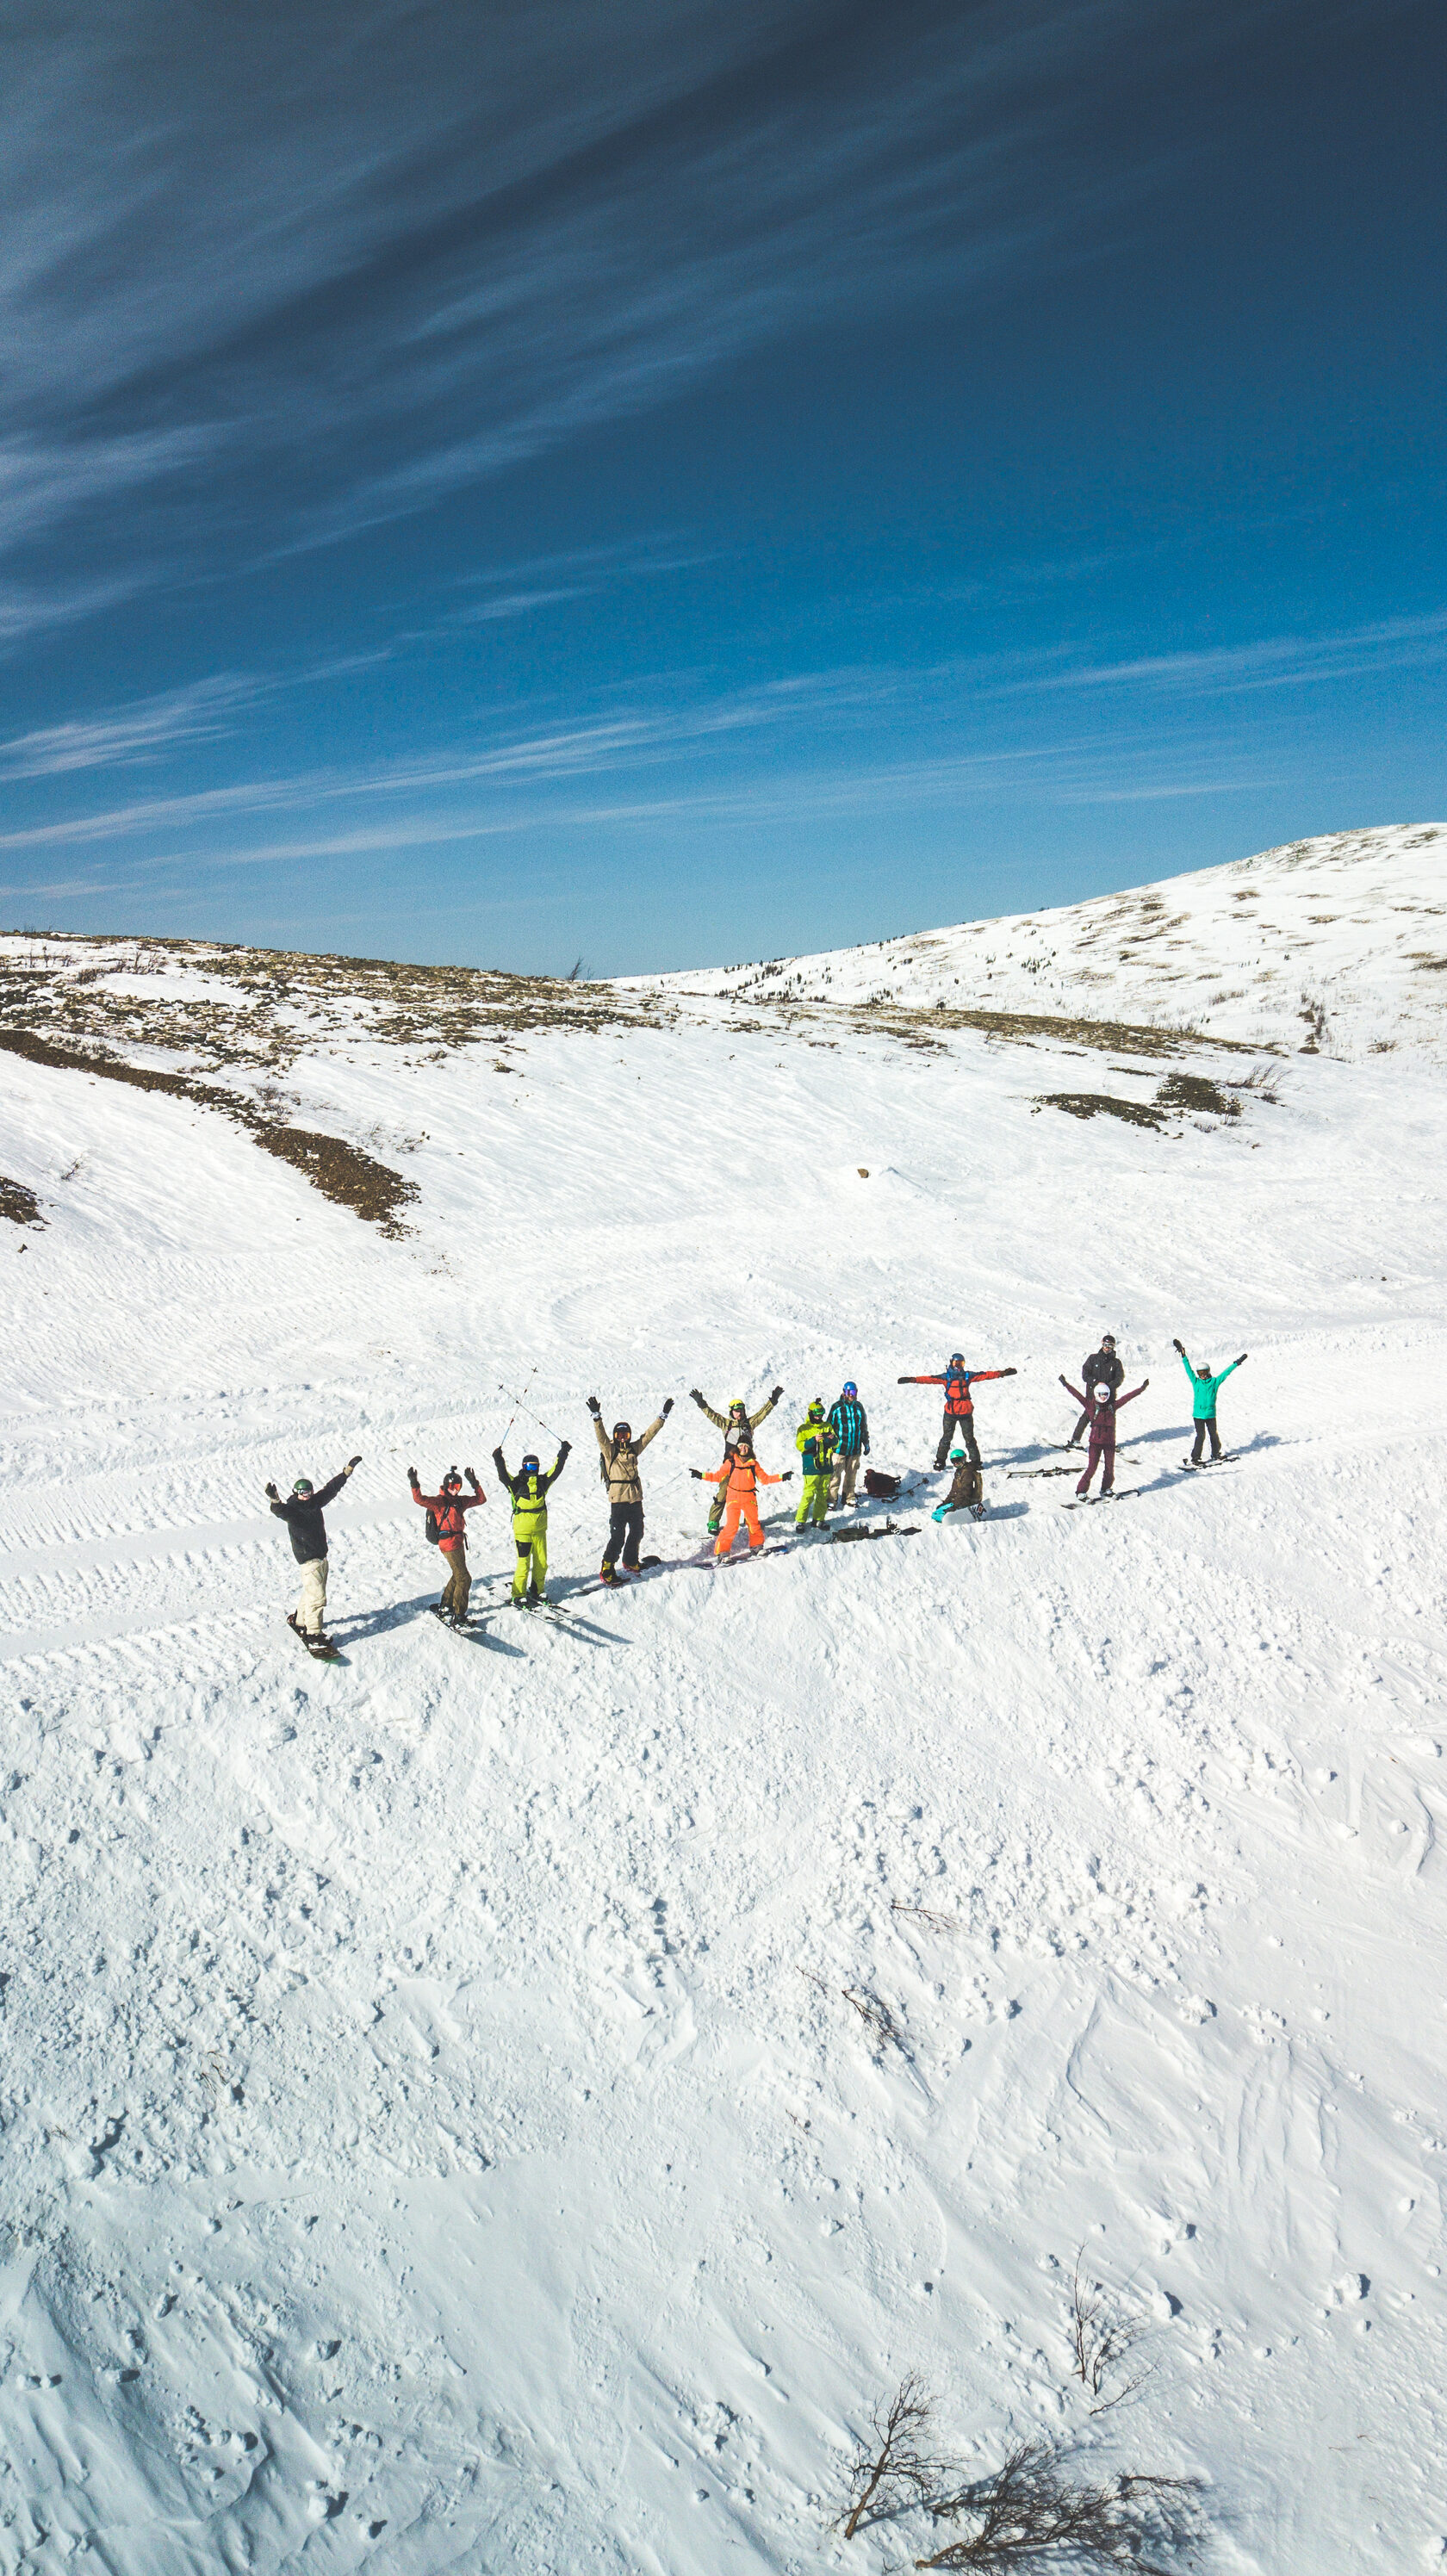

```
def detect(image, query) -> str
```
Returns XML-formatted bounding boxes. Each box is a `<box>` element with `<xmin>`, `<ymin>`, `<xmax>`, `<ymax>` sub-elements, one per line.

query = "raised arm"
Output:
<box><xmin>749</xmin><ymin>1386</ymin><xmax>785</xmax><ymax>1427</ymax></box>
<box><xmin>539</xmin><ymin>1442</ymin><xmax>572</xmax><ymax>1492</ymax></box>
<box><xmin>690</xmin><ymin>1389</ymin><xmax>727</xmax><ymax>1430</ymax></box>
<box><xmin>489</xmin><ymin>1447</ymin><xmax>513</xmax><ymax>1495</ymax></box>
<box><xmin>1116</xmin><ymin>1380</ymin><xmax>1148</xmax><ymax>1409</ymax></box>
<box><xmin>634</xmin><ymin>1414</ymin><xmax>666</xmax><ymax>1455</ymax></box>
<box><xmin>1059</xmin><ymin>1378</ymin><xmax>1086</xmax><ymax>1407</ymax></box>
<box><xmin>312</xmin><ymin>1468</ymin><xmax>350</xmax><ymax>1511</ymax></box>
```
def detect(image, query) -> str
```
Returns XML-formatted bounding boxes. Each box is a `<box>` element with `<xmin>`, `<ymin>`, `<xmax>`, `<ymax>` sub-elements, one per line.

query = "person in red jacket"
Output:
<box><xmin>1058</xmin><ymin>1373</ymin><xmax>1147</xmax><ymax>1498</ymax></box>
<box><xmin>408</xmin><ymin>1462</ymin><xmax>486</xmax><ymax>1623</ymax></box>
<box><xmin>898</xmin><ymin>1351</ymin><xmax>1018</xmax><ymax>1471</ymax></box>
<box><xmin>702</xmin><ymin>1431</ymin><xmax>785</xmax><ymax>1558</ymax></box>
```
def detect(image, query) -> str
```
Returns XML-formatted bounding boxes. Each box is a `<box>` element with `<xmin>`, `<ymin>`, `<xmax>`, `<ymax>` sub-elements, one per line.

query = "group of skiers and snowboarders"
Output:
<box><xmin>268</xmin><ymin>1338</ymin><xmax>1249</xmax><ymax>1654</ymax></box>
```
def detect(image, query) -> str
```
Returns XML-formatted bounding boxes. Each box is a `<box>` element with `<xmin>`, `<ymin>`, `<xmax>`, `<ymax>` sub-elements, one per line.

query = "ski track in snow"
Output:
<box><xmin>1</xmin><ymin>838</ymin><xmax>1446</xmax><ymax>2571</ymax></box>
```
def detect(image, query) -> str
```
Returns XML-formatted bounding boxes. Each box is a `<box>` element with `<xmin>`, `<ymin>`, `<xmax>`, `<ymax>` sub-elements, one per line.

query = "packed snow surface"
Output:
<box><xmin>1</xmin><ymin>828</ymin><xmax>1445</xmax><ymax>2573</ymax></box>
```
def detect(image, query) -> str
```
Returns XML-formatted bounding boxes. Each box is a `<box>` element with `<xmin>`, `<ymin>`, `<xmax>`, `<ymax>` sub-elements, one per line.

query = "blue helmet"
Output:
<box><xmin>950</xmin><ymin>1351</ymin><xmax>965</xmax><ymax>1369</ymax></box>
<box><xmin>843</xmin><ymin>1381</ymin><xmax>857</xmax><ymax>1398</ymax></box>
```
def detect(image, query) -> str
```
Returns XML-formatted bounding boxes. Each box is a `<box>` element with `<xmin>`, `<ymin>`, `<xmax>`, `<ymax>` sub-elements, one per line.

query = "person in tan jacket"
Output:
<box><xmin>587</xmin><ymin>1394</ymin><xmax>674</xmax><ymax>1583</ymax></box>
<box><xmin>689</xmin><ymin>1382</ymin><xmax>784</xmax><ymax>1534</ymax></box>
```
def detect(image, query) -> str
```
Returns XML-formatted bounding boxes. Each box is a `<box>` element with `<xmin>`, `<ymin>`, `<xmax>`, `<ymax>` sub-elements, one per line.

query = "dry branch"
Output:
<box><xmin>916</xmin><ymin>2437</ymin><xmax>1202</xmax><ymax>2570</ymax></box>
<box><xmin>839</xmin><ymin>2374</ymin><xmax>938</xmax><ymax>2539</ymax></box>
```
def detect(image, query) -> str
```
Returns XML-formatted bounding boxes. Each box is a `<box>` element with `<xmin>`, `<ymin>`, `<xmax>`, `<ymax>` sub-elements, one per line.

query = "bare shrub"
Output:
<box><xmin>916</xmin><ymin>2437</ymin><xmax>1202</xmax><ymax>2570</ymax></box>
<box><xmin>838</xmin><ymin>2374</ymin><xmax>939</xmax><ymax>2538</ymax></box>
<box><xmin>1070</xmin><ymin>2255</ymin><xmax>1151</xmax><ymax>2412</ymax></box>
<box><xmin>891</xmin><ymin>1901</ymin><xmax>962</xmax><ymax>1934</ymax></box>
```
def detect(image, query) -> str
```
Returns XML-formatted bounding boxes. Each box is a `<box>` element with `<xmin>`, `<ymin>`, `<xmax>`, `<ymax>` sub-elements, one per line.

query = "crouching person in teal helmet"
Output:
<box><xmin>931</xmin><ymin>1446</ymin><xmax>984</xmax><ymax>1524</ymax></box>
<box><xmin>493</xmin><ymin>1439</ymin><xmax>570</xmax><ymax>1605</ymax></box>
<box><xmin>794</xmin><ymin>1400</ymin><xmax>836</xmax><ymax>1526</ymax></box>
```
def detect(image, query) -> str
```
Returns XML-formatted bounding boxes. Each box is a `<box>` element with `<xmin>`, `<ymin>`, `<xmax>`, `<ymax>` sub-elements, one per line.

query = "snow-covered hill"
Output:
<box><xmin>1</xmin><ymin>838</ymin><xmax>1445</xmax><ymax>2573</ymax></box>
<box><xmin>630</xmin><ymin>824</ymin><xmax>1447</xmax><ymax>1061</ymax></box>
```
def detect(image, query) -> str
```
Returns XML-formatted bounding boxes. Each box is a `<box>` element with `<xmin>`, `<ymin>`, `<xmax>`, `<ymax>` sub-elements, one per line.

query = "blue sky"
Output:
<box><xmin>1</xmin><ymin>0</ymin><xmax>1443</xmax><ymax>974</ymax></box>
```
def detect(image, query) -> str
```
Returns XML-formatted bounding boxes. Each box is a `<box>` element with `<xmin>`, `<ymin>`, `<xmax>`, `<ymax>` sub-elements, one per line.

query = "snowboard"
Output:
<box><xmin>288</xmin><ymin>1614</ymin><xmax>340</xmax><ymax>1662</ymax></box>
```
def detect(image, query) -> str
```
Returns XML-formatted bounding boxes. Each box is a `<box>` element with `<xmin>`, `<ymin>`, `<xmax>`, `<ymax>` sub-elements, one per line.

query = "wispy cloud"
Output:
<box><xmin>0</xmin><ymin>0</ymin><xmax>1322</xmax><ymax>630</ymax></box>
<box><xmin>0</xmin><ymin>674</ymin><xmax>258</xmax><ymax>779</ymax></box>
<box><xmin>992</xmin><ymin>608</ymin><xmax>1447</xmax><ymax>700</ymax></box>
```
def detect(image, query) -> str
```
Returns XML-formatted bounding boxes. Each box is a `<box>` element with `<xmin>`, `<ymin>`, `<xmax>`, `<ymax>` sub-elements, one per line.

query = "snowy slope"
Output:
<box><xmin>1</xmin><ymin>857</ymin><xmax>1446</xmax><ymax>2574</ymax></box>
<box><xmin>629</xmin><ymin>824</ymin><xmax>1447</xmax><ymax>1061</ymax></box>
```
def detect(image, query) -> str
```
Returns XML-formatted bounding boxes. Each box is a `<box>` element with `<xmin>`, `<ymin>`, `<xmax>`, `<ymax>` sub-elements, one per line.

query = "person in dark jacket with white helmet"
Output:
<box><xmin>266</xmin><ymin>1456</ymin><xmax>361</xmax><ymax>1642</ymax></box>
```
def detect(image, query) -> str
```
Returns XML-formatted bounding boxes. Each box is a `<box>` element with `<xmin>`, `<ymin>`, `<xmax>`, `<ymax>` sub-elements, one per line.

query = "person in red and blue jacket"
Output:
<box><xmin>898</xmin><ymin>1352</ymin><xmax>1018</xmax><ymax>1471</ymax></box>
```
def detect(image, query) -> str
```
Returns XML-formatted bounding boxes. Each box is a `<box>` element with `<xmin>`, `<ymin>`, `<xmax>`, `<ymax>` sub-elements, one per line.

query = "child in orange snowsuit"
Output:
<box><xmin>705</xmin><ymin>1437</ymin><xmax>782</xmax><ymax>1556</ymax></box>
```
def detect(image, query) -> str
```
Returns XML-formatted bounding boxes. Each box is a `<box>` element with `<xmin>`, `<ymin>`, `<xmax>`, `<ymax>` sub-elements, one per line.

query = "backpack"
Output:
<box><xmin>424</xmin><ymin>1508</ymin><xmax>440</xmax><ymax>1545</ymax></box>
<box><xmin>863</xmin><ymin>1468</ymin><xmax>899</xmax><ymax>1499</ymax></box>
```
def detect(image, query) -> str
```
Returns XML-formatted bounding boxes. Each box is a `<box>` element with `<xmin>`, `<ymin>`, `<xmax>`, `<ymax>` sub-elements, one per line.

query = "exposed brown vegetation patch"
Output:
<box><xmin>1155</xmin><ymin>1071</ymin><xmax>1241</xmax><ymax>1120</ymax></box>
<box><xmin>1034</xmin><ymin>1092</ymin><xmax>1168</xmax><ymax>1129</ymax></box>
<box><xmin>0</xmin><ymin>1027</ymin><xmax>417</xmax><ymax>1236</ymax></box>
<box><xmin>0</xmin><ymin>1175</ymin><xmax>44</xmax><ymax>1227</ymax></box>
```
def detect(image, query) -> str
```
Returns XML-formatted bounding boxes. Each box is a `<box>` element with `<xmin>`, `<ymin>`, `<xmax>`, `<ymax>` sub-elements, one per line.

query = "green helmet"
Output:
<box><xmin>808</xmin><ymin>1399</ymin><xmax>824</xmax><ymax>1420</ymax></box>
<box><xmin>950</xmin><ymin>1449</ymin><xmax>966</xmax><ymax>1462</ymax></box>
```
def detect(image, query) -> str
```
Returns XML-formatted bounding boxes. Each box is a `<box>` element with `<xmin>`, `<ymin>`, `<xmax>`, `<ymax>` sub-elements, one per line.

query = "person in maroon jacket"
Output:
<box><xmin>408</xmin><ymin>1462</ymin><xmax>486</xmax><ymax>1623</ymax></box>
<box><xmin>1059</xmin><ymin>1372</ymin><xmax>1147</xmax><ymax>1498</ymax></box>
<box><xmin>898</xmin><ymin>1351</ymin><xmax>1018</xmax><ymax>1471</ymax></box>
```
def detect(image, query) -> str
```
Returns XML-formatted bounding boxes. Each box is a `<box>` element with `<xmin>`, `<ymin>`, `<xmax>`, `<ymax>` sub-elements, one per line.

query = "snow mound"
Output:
<box><xmin>630</xmin><ymin>823</ymin><xmax>1447</xmax><ymax>1060</ymax></box>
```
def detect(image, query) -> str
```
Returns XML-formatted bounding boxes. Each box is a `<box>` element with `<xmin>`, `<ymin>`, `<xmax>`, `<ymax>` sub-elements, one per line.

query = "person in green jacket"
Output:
<box><xmin>1173</xmin><ymin>1338</ymin><xmax>1247</xmax><ymax>1463</ymax></box>
<box><xmin>794</xmin><ymin>1400</ymin><xmax>836</xmax><ymax>1526</ymax></box>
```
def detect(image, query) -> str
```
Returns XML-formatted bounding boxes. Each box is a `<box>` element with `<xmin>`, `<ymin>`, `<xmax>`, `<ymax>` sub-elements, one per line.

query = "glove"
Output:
<box><xmin>559</xmin><ymin>1439</ymin><xmax>572</xmax><ymax>1456</ymax></box>
<box><xmin>1002</xmin><ymin>1367</ymin><xmax>1018</xmax><ymax>1377</ymax></box>
<box><xmin>897</xmin><ymin>1375</ymin><xmax>910</xmax><ymax>1383</ymax></box>
<box><xmin>264</xmin><ymin>1481</ymin><xmax>278</xmax><ymax>1499</ymax></box>
<box><xmin>662</xmin><ymin>1397</ymin><xmax>674</xmax><ymax>1415</ymax></box>
<box><xmin>1237</xmin><ymin>1352</ymin><xmax>1248</xmax><ymax>1365</ymax></box>
<box><xmin>770</xmin><ymin>1384</ymin><xmax>784</xmax><ymax>1402</ymax></box>
<box><xmin>346</xmin><ymin>1454</ymin><xmax>362</xmax><ymax>1472</ymax></box>
<box><xmin>464</xmin><ymin>1465</ymin><xmax>476</xmax><ymax>1484</ymax></box>
<box><xmin>1141</xmin><ymin>1377</ymin><xmax>1150</xmax><ymax>1388</ymax></box>
<box><xmin>587</xmin><ymin>1395</ymin><xmax>600</xmax><ymax>1415</ymax></box>
<box><xmin>689</xmin><ymin>1468</ymin><xmax>703</xmax><ymax>1480</ymax></box>
<box><xmin>1172</xmin><ymin>1338</ymin><xmax>1184</xmax><ymax>1353</ymax></box>
<box><xmin>689</xmin><ymin>1387</ymin><xmax>704</xmax><ymax>1403</ymax></box>
<box><xmin>782</xmin><ymin>1471</ymin><xmax>794</xmax><ymax>1481</ymax></box>
<box><xmin>407</xmin><ymin>1465</ymin><xmax>418</xmax><ymax>1483</ymax></box>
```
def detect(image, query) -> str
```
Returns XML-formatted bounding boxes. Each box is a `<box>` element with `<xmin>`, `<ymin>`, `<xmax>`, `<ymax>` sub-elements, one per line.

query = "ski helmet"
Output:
<box><xmin>950</xmin><ymin>1449</ymin><xmax>966</xmax><ymax>1462</ymax></box>
<box><xmin>950</xmin><ymin>1351</ymin><xmax>965</xmax><ymax>1369</ymax></box>
<box><xmin>613</xmin><ymin>1421</ymin><xmax>631</xmax><ymax>1442</ymax></box>
<box><xmin>729</xmin><ymin>1397</ymin><xmax>747</xmax><ymax>1415</ymax></box>
<box><xmin>1093</xmin><ymin>1387</ymin><xmax>1111</xmax><ymax>1406</ymax></box>
<box><xmin>292</xmin><ymin>1476</ymin><xmax>314</xmax><ymax>1496</ymax></box>
<box><xmin>808</xmin><ymin>1400</ymin><xmax>824</xmax><ymax>1420</ymax></box>
<box><xmin>843</xmin><ymin>1381</ymin><xmax>857</xmax><ymax>1398</ymax></box>
<box><xmin>1101</xmin><ymin>1333</ymin><xmax>1116</xmax><ymax>1348</ymax></box>
<box><xmin>521</xmin><ymin>1453</ymin><xmax>540</xmax><ymax>1474</ymax></box>
<box><xmin>443</xmin><ymin>1466</ymin><xmax>463</xmax><ymax>1489</ymax></box>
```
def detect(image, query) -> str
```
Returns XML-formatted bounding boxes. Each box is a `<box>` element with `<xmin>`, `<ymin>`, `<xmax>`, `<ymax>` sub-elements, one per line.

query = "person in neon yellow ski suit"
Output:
<box><xmin>492</xmin><ymin>1440</ymin><xmax>570</xmax><ymax>1604</ymax></box>
<box><xmin>794</xmin><ymin>1399</ymin><xmax>836</xmax><ymax>1525</ymax></box>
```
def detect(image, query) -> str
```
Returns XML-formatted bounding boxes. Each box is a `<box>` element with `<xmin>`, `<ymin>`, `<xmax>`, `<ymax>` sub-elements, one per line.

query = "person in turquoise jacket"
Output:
<box><xmin>1174</xmin><ymin>1338</ymin><xmax>1247</xmax><ymax>1463</ymax></box>
<box><xmin>794</xmin><ymin>1400</ymin><xmax>836</xmax><ymax>1526</ymax></box>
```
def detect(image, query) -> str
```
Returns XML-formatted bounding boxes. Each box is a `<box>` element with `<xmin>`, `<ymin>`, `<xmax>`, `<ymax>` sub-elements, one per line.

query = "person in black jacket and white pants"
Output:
<box><xmin>266</xmin><ymin>1457</ymin><xmax>361</xmax><ymax>1639</ymax></box>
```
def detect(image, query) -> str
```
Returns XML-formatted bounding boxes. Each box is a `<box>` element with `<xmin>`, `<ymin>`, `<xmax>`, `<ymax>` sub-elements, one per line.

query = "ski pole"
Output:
<box><xmin>497</xmin><ymin>1366</ymin><xmax>537</xmax><ymax>1444</ymax></box>
<box><xmin>497</xmin><ymin>1381</ymin><xmax>570</xmax><ymax>1446</ymax></box>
